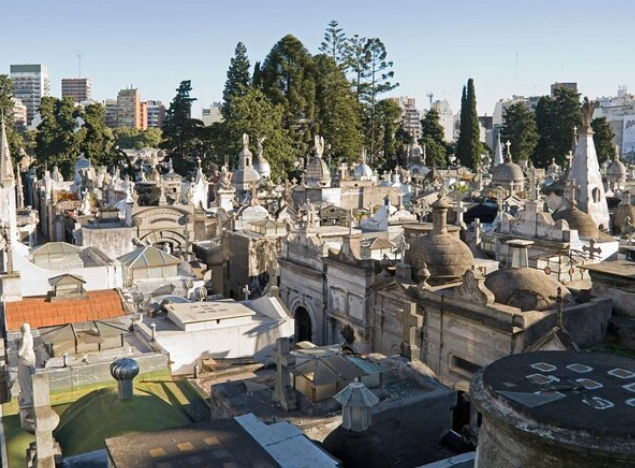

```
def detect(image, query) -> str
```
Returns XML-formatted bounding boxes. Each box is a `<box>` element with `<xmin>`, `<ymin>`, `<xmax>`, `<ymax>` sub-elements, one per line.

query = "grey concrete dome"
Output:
<box><xmin>492</xmin><ymin>160</ymin><xmax>525</xmax><ymax>186</ymax></box>
<box><xmin>553</xmin><ymin>205</ymin><xmax>599</xmax><ymax>239</ymax></box>
<box><xmin>485</xmin><ymin>268</ymin><xmax>571</xmax><ymax>311</ymax></box>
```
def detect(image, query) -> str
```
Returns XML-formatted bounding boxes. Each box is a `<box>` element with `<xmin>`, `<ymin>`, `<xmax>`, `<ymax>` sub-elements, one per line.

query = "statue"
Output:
<box><xmin>314</xmin><ymin>135</ymin><xmax>324</xmax><ymax>158</ymax></box>
<box><xmin>257</xmin><ymin>137</ymin><xmax>266</xmax><ymax>157</ymax></box>
<box><xmin>581</xmin><ymin>97</ymin><xmax>599</xmax><ymax>130</ymax></box>
<box><xmin>242</xmin><ymin>133</ymin><xmax>250</xmax><ymax>150</ymax></box>
<box><xmin>17</xmin><ymin>323</ymin><xmax>36</xmax><ymax>407</ymax></box>
<box><xmin>1</xmin><ymin>223</ymin><xmax>13</xmax><ymax>274</ymax></box>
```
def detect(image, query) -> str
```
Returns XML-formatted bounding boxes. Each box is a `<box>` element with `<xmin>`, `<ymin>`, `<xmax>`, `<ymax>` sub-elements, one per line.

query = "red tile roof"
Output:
<box><xmin>4</xmin><ymin>289</ymin><xmax>126</xmax><ymax>331</ymax></box>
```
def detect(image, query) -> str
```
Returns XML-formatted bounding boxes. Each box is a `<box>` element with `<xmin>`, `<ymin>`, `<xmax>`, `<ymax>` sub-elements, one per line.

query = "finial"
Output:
<box><xmin>505</xmin><ymin>140</ymin><xmax>512</xmax><ymax>160</ymax></box>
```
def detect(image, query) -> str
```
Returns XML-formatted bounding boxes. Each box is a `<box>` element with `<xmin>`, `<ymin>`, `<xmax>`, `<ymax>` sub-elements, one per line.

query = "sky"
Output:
<box><xmin>2</xmin><ymin>0</ymin><xmax>635</xmax><ymax>117</ymax></box>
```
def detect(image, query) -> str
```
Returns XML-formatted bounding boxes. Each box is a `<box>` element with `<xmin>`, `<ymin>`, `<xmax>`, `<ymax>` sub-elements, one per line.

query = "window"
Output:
<box><xmin>451</xmin><ymin>355</ymin><xmax>482</xmax><ymax>376</ymax></box>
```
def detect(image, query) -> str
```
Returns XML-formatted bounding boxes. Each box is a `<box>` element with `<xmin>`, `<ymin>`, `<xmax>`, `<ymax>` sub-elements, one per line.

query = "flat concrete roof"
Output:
<box><xmin>165</xmin><ymin>301</ymin><xmax>256</xmax><ymax>324</ymax></box>
<box><xmin>579</xmin><ymin>260</ymin><xmax>635</xmax><ymax>278</ymax></box>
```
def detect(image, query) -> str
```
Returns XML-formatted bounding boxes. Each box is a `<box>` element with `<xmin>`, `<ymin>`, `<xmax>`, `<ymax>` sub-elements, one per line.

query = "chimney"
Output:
<box><xmin>110</xmin><ymin>358</ymin><xmax>139</xmax><ymax>401</ymax></box>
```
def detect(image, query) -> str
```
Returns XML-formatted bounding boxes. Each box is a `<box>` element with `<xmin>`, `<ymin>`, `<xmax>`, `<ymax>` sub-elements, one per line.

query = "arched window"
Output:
<box><xmin>592</xmin><ymin>187</ymin><xmax>601</xmax><ymax>203</ymax></box>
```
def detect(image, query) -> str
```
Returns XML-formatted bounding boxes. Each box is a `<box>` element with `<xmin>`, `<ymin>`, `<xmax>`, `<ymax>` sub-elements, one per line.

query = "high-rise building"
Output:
<box><xmin>116</xmin><ymin>88</ymin><xmax>144</xmax><ymax>129</ymax></box>
<box><xmin>104</xmin><ymin>99</ymin><xmax>118</xmax><ymax>128</ymax></box>
<box><xmin>139</xmin><ymin>101</ymin><xmax>148</xmax><ymax>130</ymax></box>
<box><xmin>10</xmin><ymin>64</ymin><xmax>50</xmax><ymax>127</ymax></box>
<box><xmin>431</xmin><ymin>99</ymin><xmax>455</xmax><ymax>143</ymax></box>
<box><xmin>61</xmin><ymin>78</ymin><xmax>92</xmax><ymax>103</ymax></box>
<box><xmin>392</xmin><ymin>97</ymin><xmax>422</xmax><ymax>141</ymax></box>
<box><xmin>550</xmin><ymin>82</ymin><xmax>578</xmax><ymax>97</ymax></box>
<box><xmin>146</xmin><ymin>100</ymin><xmax>166</xmax><ymax>128</ymax></box>
<box><xmin>202</xmin><ymin>102</ymin><xmax>222</xmax><ymax>126</ymax></box>
<box><xmin>12</xmin><ymin>98</ymin><xmax>27</xmax><ymax>133</ymax></box>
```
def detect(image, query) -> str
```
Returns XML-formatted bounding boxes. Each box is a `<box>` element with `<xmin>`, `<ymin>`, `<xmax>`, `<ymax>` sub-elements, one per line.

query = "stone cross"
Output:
<box><xmin>472</xmin><ymin>218</ymin><xmax>482</xmax><ymax>245</ymax></box>
<box><xmin>565</xmin><ymin>150</ymin><xmax>574</xmax><ymax>170</ymax></box>
<box><xmin>267</xmin><ymin>258</ymin><xmax>279</xmax><ymax>290</ymax></box>
<box><xmin>401</xmin><ymin>303</ymin><xmax>422</xmax><ymax>362</ymax></box>
<box><xmin>455</xmin><ymin>201</ymin><xmax>467</xmax><ymax>229</ymax></box>
<box><xmin>250</xmin><ymin>182</ymin><xmax>259</xmax><ymax>205</ymax></box>
<box><xmin>566</xmin><ymin>178</ymin><xmax>580</xmax><ymax>206</ymax></box>
<box><xmin>272</xmin><ymin>338</ymin><xmax>297</xmax><ymax>411</ymax></box>
<box><xmin>505</xmin><ymin>140</ymin><xmax>512</xmax><ymax>158</ymax></box>
<box><xmin>242</xmin><ymin>284</ymin><xmax>251</xmax><ymax>301</ymax></box>
<box><xmin>583</xmin><ymin>239</ymin><xmax>602</xmax><ymax>259</ymax></box>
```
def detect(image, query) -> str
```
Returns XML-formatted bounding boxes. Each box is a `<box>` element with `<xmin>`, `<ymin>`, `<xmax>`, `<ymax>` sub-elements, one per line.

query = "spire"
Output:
<box><xmin>1</xmin><ymin>119</ymin><xmax>15</xmax><ymax>187</ymax></box>
<box><xmin>493</xmin><ymin>132</ymin><xmax>504</xmax><ymax>166</ymax></box>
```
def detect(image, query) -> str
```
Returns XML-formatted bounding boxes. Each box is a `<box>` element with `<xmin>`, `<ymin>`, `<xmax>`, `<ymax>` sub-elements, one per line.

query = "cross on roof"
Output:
<box><xmin>582</xmin><ymin>239</ymin><xmax>602</xmax><ymax>259</ymax></box>
<box><xmin>566</xmin><ymin>150</ymin><xmax>574</xmax><ymax>169</ymax></box>
<box><xmin>242</xmin><ymin>284</ymin><xmax>251</xmax><ymax>300</ymax></box>
<box><xmin>401</xmin><ymin>302</ymin><xmax>422</xmax><ymax>362</ymax></box>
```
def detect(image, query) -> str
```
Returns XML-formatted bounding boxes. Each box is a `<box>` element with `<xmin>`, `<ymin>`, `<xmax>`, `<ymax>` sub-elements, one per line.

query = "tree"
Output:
<box><xmin>217</xmin><ymin>87</ymin><xmax>294</xmax><ymax>179</ymax></box>
<box><xmin>312</xmin><ymin>54</ymin><xmax>362</xmax><ymax>165</ymax></box>
<box><xmin>34</xmin><ymin>97</ymin><xmax>81</xmax><ymax>177</ymax></box>
<box><xmin>534</xmin><ymin>87</ymin><xmax>581</xmax><ymax>167</ymax></box>
<box><xmin>359</xmin><ymin>38</ymin><xmax>398</xmax><ymax>158</ymax></box>
<box><xmin>141</xmin><ymin>127</ymin><xmax>162</xmax><ymax>149</ymax></box>
<box><xmin>160</xmin><ymin>80</ymin><xmax>204</xmax><ymax>174</ymax></box>
<box><xmin>370</xmin><ymin>98</ymin><xmax>401</xmax><ymax>169</ymax></box>
<box><xmin>0</xmin><ymin>74</ymin><xmax>24</xmax><ymax>159</ymax></box>
<box><xmin>319</xmin><ymin>20</ymin><xmax>347</xmax><ymax>68</ymax></box>
<box><xmin>80</xmin><ymin>103</ymin><xmax>117</xmax><ymax>166</ymax></box>
<box><xmin>252</xmin><ymin>61</ymin><xmax>263</xmax><ymax>89</ymax></box>
<box><xmin>113</xmin><ymin>127</ymin><xmax>141</xmax><ymax>149</ymax></box>
<box><xmin>456</xmin><ymin>79</ymin><xmax>481</xmax><ymax>169</ymax></box>
<box><xmin>222</xmin><ymin>42</ymin><xmax>251</xmax><ymax>118</ymax></box>
<box><xmin>342</xmin><ymin>34</ymin><xmax>369</xmax><ymax>97</ymax></box>
<box><xmin>500</xmin><ymin>102</ymin><xmax>538</xmax><ymax>161</ymax></box>
<box><xmin>591</xmin><ymin>117</ymin><xmax>616</xmax><ymax>163</ymax></box>
<box><xmin>420</xmin><ymin>109</ymin><xmax>449</xmax><ymax>167</ymax></box>
<box><xmin>261</xmin><ymin>35</ymin><xmax>316</xmax><ymax>155</ymax></box>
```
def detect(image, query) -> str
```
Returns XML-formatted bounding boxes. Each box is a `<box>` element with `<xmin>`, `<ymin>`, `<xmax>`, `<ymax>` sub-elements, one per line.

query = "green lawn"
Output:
<box><xmin>2</xmin><ymin>375</ymin><xmax>208</xmax><ymax>468</ymax></box>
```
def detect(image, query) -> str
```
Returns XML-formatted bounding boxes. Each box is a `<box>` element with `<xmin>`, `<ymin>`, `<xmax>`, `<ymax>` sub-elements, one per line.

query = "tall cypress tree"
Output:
<box><xmin>456</xmin><ymin>79</ymin><xmax>480</xmax><ymax>169</ymax></box>
<box><xmin>222</xmin><ymin>42</ymin><xmax>251</xmax><ymax>118</ymax></box>
<box><xmin>591</xmin><ymin>117</ymin><xmax>616</xmax><ymax>163</ymax></box>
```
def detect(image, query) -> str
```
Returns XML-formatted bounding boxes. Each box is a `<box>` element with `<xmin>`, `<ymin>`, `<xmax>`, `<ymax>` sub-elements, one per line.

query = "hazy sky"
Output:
<box><xmin>3</xmin><ymin>0</ymin><xmax>634</xmax><ymax>117</ymax></box>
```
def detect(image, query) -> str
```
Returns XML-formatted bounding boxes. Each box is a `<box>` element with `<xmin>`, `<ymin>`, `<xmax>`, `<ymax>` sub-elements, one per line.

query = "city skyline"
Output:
<box><xmin>3</xmin><ymin>0</ymin><xmax>635</xmax><ymax>117</ymax></box>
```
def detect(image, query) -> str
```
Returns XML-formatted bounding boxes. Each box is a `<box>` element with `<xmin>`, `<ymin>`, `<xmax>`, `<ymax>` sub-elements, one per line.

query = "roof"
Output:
<box><xmin>4</xmin><ymin>289</ymin><xmax>126</xmax><ymax>331</ymax></box>
<box><xmin>118</xmin><ymin>245</ymin><xmax>182</xmax><ymax>269</ymax></box>
<box><xmin>30</xmin><ymin>242</ymin><xmax>82</xmax><ymax>259</ymax></box>
<box><xmin>48</xmin><ymin>273</ymin><xmax>86</xmax><ymax>286</ymax></box>
<box><xmin>105</xmin><ymin>417</ymin><xmax>282</xmax><ymax>468</ymax></box>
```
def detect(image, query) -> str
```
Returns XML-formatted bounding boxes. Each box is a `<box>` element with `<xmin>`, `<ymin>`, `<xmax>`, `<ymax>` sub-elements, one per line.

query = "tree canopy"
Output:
<box><xmin>500</xmin><ymin>102</ymin><xmax>538</xmax><ymax>161</ymax></box>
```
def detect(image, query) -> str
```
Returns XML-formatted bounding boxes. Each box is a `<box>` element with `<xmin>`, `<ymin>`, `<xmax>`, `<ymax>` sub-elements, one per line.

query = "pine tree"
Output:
<box><xmin>216</xmin><ymin>87</ymin><xmax>294</xmax><ymax>179</ymax></box>
<box><xmin>591</xmin><ymin>117</ymin><xmax>616</xmax><ymax>163</ymax></box>
<box><xmin>80</xmin><ymin>103</ymin><xmax>117</xmax><ymax>166</ymax></box>
<box><xmin>359</xmin><ymin>38</ymin><xmax>398</xmax><ymax>159</ymax></box>
<box><xmin>222</xmin><ymin>42</ymin><xmax>251</xmax><ymax>118</ymax></box>
<box><xmin>342</xmin><ymin>34</ymin><xmax>369</xmax><ymax>97</ymax></box>
<box><xmin>35</xmin><ymin>97</ymin><xmax>81</xmax><ymax>177</ymax></box>
<box><xmin>160</xmin><ymin>80</ymin><xmax>204</xmax><ymax>174</ymax></box>
<box><xmin>252</xmin><ymin>61</ymin><xmax>263</xmax><ymax>89</ymax></box>
<box><xmin>261</xmin><ymin>35</ymin><xmax>316</xmax><ymax>156</ymax></box>
<box><xmin>420</xmin><ymin>109</ymin><xmax>449</xmax><ymax>167</ymax></box>
<box><xmin>534</xmin><ymin>87</ymin><xmax>581</xmax><ymax>167</ymax></box>
<box><xmin>500</xmin><ymin>102</ymin><xmax>538</xmax><ymax>161</ymax></box>
<box><xmin>313</xmin><ymin>54</ymin><xmax>362</xmax><ymax>165</ymax></box>
<box><xmin>319</xmin><ymin>20</ymin><xmax>347</xmax><ymax>68</ymax></box>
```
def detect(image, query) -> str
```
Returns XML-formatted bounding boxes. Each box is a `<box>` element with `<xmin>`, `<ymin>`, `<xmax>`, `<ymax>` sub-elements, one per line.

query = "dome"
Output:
<box><xmin>252</xmin><ymin>155</ymin><xmax>271</xmax><ymax>179</ymax></box>
<box><xmin>492</xmin><ymin>160</ymin><xmax>525</xmax><ymax>185</ymax></box>
<box><xmin>491</xmin><ymin>142</ymin><xmax>525</xmax><ymax>186</ymax></box>
<box><xmin>607</xmin><ymin>156</ymin><xmax>627</xmax><ymax>182</ymax></box>
<box><xmin>553</xmin><ymin>204</ymin><xmax>599</xmax><ymax>239</ymax></box>
<box><xmin>322</xmin><ymin>426</ymin><xmax>393</xmax><ymax>468</ymax></box>
<box><xmin>306</xmin><ymin>156</ymin><xmax>331</xmax><ymax>187</ymax></box>
<box><xmin>485</xmin><ymin>268</ymin><xmax>572</xmax><ymax>311</ymax></box>
<box><xmin>408</xmin><ymin>195</ymin><xmax>474</xmax><ymax>283</ymax></box>
<box><xmin>353</xmin><ymin>161</ymin><xmax>373</xmax><ymax>180</ymax></box>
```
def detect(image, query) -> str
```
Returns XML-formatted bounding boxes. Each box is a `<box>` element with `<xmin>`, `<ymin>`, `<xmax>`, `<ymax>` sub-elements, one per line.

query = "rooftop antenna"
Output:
<box><xmin>76</xmin><ymin>50</ymin><xmax>83</xmax><ymax>78</ymax></box>
<box><xmin>515</xmin><ymin>51</ymin><xmax>519</xmax><ymax>96</ymax></box>
<box><xmin>427</xmin><ymin>92</ymin><xmax>434</xmax><ymax>109</ymax></box>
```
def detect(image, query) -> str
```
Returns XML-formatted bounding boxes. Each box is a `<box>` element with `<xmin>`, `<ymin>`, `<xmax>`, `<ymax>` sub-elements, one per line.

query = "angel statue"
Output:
<box><xmin>314</xmin><ymin>135</ymin><xmax>325</xmax><ymax>158</ymax></box>
<box><xmin>242</xmin><ymin>133</ymin><xmax>250</xmax><ymax>150</ymax></box>
<box><xmin>257</xmin><ymin>137</ymin><xmax>266</xmax><ymax>157</ymax></box>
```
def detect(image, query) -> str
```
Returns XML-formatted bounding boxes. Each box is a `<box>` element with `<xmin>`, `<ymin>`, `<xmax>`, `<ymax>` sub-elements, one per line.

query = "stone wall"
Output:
<box><xmin>81</xmin><ymin>226</ymin><xmax>134</xmax><ymax>260</ymax></box>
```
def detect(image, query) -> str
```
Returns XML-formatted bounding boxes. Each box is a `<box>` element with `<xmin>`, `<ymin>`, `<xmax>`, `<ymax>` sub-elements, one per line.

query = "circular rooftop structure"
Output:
<box><xmin>471</xmin><ymin>351</ymin><xmax>635</xmax><ymax>468</ymax></box>
<box><xmin>491</xmin><ymin>160</ymin><xmax>525</xmax><ymax>186</ymax></box>
<box><xmin>553</xmin><ymin>205</ymin><xmax>599</xmax><ymax>240</ymax></box>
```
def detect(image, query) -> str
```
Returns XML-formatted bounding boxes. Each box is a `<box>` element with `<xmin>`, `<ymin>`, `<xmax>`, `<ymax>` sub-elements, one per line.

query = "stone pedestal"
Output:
<box><xmin>0</xmin><ymin>271</ymin><xmax>22</xmax><ymax>302</ymax></box>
